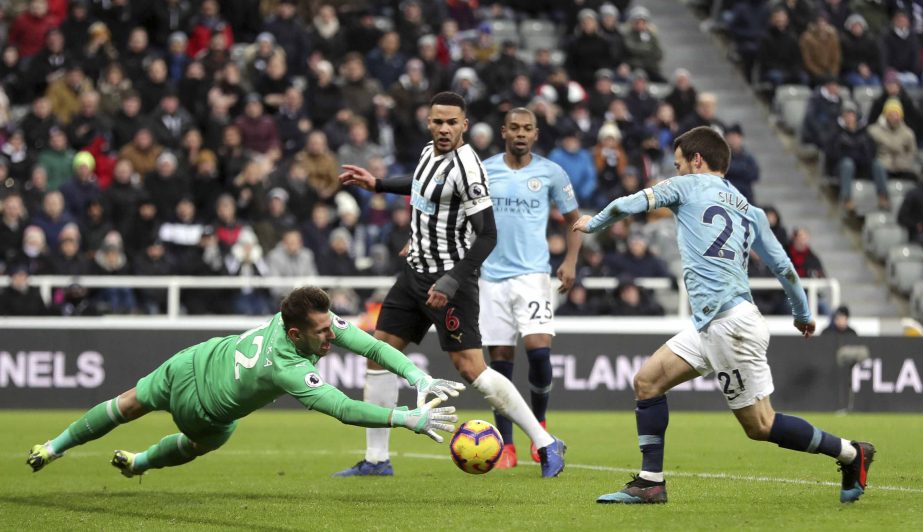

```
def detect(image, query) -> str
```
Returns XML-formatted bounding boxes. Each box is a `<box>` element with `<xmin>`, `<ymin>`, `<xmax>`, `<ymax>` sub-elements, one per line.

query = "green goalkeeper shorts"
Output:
<box><xmin>136</xmin><ymin>346</ymin><xmax>238</xmax><ymax>450</ymax></box>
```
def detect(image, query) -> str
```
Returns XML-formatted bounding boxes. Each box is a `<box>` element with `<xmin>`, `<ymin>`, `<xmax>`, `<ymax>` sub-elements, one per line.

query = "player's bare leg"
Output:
<box><xmin>333</xmin><ymin>331</ymin><xmax>407</xmax><ymax>477</ymax></box>
<box><xmin>598</xmin><ymin>344</ymin><xmax>698</xmax><ymax>504</ymax></box>
<box><xmin>453</xmin><ymin>348</ymin><xmax>566</xmax><ymax>477</ymax></box>
<box><xmin>28</xmin><ymin>388</ymin><xmax>150</xmax><ymax>472</ymax></box>
<box><xmin>734</xmin><ymin>396</ymin><xmax>875</xmax><ymax>503</ymax></box>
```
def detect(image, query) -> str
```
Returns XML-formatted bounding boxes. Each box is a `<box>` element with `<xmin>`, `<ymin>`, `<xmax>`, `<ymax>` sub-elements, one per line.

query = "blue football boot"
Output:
<box><xmin>332</xmin><ymin>459</ymin><xmax>394</xmax><ymax>477</ymax></box>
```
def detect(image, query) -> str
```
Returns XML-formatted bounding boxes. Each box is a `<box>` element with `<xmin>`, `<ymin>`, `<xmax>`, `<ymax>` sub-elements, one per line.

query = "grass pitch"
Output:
<box><xmin>2</xmin><ymin>410</ymin><xmax>921</xmax><ymax>530</ymax></box>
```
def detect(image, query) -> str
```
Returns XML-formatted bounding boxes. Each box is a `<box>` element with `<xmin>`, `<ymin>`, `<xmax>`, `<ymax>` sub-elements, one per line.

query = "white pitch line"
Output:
<box><xmin>12</xmin><ymin>448</ymin><xmax>923</xmax><ymax>494</ymax></box>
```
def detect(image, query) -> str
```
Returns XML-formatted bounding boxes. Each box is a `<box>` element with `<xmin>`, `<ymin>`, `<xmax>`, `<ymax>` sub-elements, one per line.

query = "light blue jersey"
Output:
<box><xmin>481</xmin><ymin>153</ymin><xmax>579</xmax><ymax>282</ymax></box>
<box><xmin>587</xmin><ymin>173</ymin><xmax>811</xmax><ymax>330</ymax></box>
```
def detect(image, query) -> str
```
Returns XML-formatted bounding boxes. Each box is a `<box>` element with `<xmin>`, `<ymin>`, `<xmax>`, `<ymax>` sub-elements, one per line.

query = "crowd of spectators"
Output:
<box><xmin>0</xmin><ymin>0</ymin><xmax>832</xmax><ymax>317</ymax></box>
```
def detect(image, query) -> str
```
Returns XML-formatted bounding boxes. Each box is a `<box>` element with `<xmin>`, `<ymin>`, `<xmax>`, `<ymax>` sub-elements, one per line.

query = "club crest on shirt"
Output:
<box><xmin>527</xmin><ymin>178</ymin><xmax>542</xmax><ymax>192</ymax></box>
<box><xmin>563</xmin><ymin>183</ymin><xmax>575</xmax><ymax>200</ymax></box>
<box><xmin>305</xmin><ymin>372</ymin><xmax>324</xmax><ymax>388</ymax></box>
<box><xmin>433</xmin><ymin>171</ymin><xmax>447</xmax><ymax>184</ymax></box>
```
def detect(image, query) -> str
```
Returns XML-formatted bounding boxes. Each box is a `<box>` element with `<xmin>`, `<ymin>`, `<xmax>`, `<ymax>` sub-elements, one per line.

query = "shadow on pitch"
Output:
<box><xmin>0</xmin><ymin>491</ymin><xmax>300</xmax><ymax>531</ymax></box>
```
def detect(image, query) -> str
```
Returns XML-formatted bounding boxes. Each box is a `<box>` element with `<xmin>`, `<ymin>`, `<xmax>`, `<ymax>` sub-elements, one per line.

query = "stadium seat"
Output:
<box><xmin>887</xmin><ymin>245</ymin><xmax>923</xmax><ymax>294</ymax></box>
<box><xmin>773</xmin><ymin>85</ymin><xmax>811</xmax><ymax>135</ymax></box>
<box><xmin>851</xmin><ymin>181</ymin><xmax>879</xmax><ymax>216</ymax></box>
<box><xmin>489</xmin><ymin>19</ymin><xmax>520</xmax><ymax>46</ymax></box>
<box><xmin>862</xmin><ymin>212</ymin><xmax>896</xmax><ymax>249</ymax></box>
<box><xmin>520</xmin><ymin>19</ymin><xmax>558</xmax><ymax>50</ymax></box>
<box><xmin>852</xmin><ymin>86</ymin><xmax>882</xmax><ymax>119</ymax></box>
<box><xmin>865</xmin><ymin>224</ymin><xmax>908</xmax><ymax>260</ymax></box>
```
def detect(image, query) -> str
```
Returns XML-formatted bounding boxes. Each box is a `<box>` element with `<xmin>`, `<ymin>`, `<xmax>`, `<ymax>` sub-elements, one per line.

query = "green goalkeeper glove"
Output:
<box><xmin>389</xmin><ymin>398</ymin><xmax>458</xmax><ymax>443</ymax></box>
<box><xmin>413</xmin><ymin>375</ymin><xmax>466</xmax><ymax>407</ymax></box>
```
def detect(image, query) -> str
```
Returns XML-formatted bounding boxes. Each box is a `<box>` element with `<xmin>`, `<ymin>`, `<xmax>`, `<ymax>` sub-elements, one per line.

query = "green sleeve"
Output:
<box><xmin>328</xmin><ymin>312</ymin><xmax>426</xmax><ymax>385</ymax></box>
<box><xmin>308</xmin><ymin>387</ymin><xmax>393</xmax><ymax>428</ymax></box>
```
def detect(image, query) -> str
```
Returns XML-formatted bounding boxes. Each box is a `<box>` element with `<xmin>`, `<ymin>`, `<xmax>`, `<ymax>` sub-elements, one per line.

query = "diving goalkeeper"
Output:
<box><xmin>27</xmin><ymin>286</ymin><xmax>463</xmax><ymax>478</ymax></box>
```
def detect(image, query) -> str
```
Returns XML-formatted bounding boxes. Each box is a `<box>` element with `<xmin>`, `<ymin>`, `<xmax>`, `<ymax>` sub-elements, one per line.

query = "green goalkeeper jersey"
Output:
<box><xmin>191</xmin><ymin>312</ymin><xmax>425</xmax><ymax>422</ymax></box>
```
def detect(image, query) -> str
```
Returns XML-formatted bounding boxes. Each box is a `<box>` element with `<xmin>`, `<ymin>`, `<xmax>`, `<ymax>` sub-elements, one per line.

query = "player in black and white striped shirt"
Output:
<box><xmin>336</xmin><ymin>92</ymin><xmax>565</xmax><ymax>478</ymax></box>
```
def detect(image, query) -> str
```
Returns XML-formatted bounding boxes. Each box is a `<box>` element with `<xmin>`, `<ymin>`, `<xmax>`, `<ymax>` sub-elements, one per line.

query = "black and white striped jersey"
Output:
<box><xmin>406</xmin><ymin>141</ymin><xmax>492</xmax><ymax>274</ymax></box>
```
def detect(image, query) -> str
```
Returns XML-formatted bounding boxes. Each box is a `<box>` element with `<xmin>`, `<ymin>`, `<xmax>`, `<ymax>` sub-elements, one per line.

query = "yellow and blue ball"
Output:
<box><xmin>449</xmin><ymin>419</ymin><xmax>504</xmax><ymax>475</ymax></box>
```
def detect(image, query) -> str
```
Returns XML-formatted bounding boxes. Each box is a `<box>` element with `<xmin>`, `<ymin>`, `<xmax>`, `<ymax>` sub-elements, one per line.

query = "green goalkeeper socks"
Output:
<box><xmin>133</xmin><ymin>434</ymin><xmax>197</xmax><ymax>472</ymax></box>
<box><xmin>50</xmin><ymin>397</ymin><xmax>126</xmax><ymax>454</ymax></box>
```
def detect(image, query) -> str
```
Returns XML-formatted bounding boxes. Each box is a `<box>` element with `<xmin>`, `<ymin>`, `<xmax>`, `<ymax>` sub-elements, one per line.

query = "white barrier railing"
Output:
<box><xmin>0</xmin><ymin>275</ymin><xmax>839</xmax><ymax>321</ymax></box>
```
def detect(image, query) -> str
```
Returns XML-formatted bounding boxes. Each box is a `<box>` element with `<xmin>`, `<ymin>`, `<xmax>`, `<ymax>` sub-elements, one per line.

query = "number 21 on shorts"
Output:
<box><xmin>717</xmin><ymin>368</ymin><xmax>745</xmax><ymax>399</ymax></box>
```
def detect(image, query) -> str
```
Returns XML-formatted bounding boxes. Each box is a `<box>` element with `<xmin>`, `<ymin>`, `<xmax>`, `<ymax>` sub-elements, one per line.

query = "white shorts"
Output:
<box><xmin>479</xmin><ymin>273</ymin><xmax>556</xmax><ymax>346</ymax></box>
<box><xmin>666</xmin><ymin>301</ymin><xmax>773</xmax><ymax>409</ymax></box>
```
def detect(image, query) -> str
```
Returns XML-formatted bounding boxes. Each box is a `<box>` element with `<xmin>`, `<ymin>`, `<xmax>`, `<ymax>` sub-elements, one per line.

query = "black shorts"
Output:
<box><xmin>376</xmin><ymin>261</ymin><xmax>482</xmax><ymax>352</ymax></box>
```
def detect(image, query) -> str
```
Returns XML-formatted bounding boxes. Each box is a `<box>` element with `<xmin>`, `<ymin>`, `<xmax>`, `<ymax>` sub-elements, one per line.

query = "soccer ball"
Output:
<box><xmin>449</xmin><ymin>419</ymin><xmax>504</xmax><ymax>474</ymax></box>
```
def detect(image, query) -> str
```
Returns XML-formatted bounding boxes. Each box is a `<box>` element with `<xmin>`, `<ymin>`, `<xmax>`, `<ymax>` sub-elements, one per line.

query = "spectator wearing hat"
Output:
<box><xmin>757</xmin><ymin>7</ymin><xmax>809</xmax><ymax>89</ymax></box>
<box><xmin>8</xmin><ymin>0</ymin><xmax>57</xmax><ymax>59</ymax></box>
<box><xmin>598</xmin><ymin>3</ymin><xmax>626</xmax><ymax>58</ymax></box>
<box><xmin>158</xmin><ymin>196</ymin><xmax>205</xmax><ymax>267</ymax></box>
<box><xmin>124</xmin><ymin>196</ymin><xmax>161</xmax><ymax>256</ymax></box>
<box><xmin>822</xmin><ymin>305</ymin><xmax>858</xmax><ymax>336</ymax></box>
<box><xmin>50</xmin><ymin>222</ymin><xmax>89</xmax><ymax>276</ymax></box>
<box><xmin>840</xmin><ymin>14</ymin><xmax>882</xmax><ymax>88</ymax></box>
<box><xmin>145</xmin><ymin>152</ymin><xmax>190</xmax><ymax>219</ymax></box>
<box><xmin>58</xmin><ymin>1</ymin><xmax>92</xmax><ymax>53</ymax></box>
<box><xmin>801</xmin><ymin>77</ymin><xmax>843</xmax><ymax>149</ymax></box>
<box><xmin>304</xmin><ymin>59</ymin><xmax>343</xmax><ymax>130</ymax></box>
<box><xmin>593</xmin><ymin>122</ymin><xmax>630</xmax><ymax>205</ymax></box>
<box><xmin>0</xmin><ymin>262</ymin><xmax>48</xmax><ymax>316</ymax></box>
<box><xmin>90</xmin><ymin>232</ymin><xmax>136</xmax><ymax>314</ymax></box>
<box><xmin>82</xmin><ymin>21</ymin><xmax>119</xmax><ymax>83</ymax></box>
<box><xmin>181</xmin><ymin>223</ymin><xmax>230</xmax><ymax>314</ymax></box>
<box><xmin>450</xmin><ymin>66</ymin><xmax>487</xmax><ymax>110</ymax></box>
<box><xmin>118</xmin><ymin>128</ymin><xmax>163</xmax><ymax>177</ymax></box>
<box><xmin>244</xmin><ymin>31</ymin><xmax>281</xmax><ymax>85</ymax></box>
<box><xmin>625</xmin><ymin>69</ymin><xmax>658</xmax><ymax>123</ymax></box>
<box><xmin>80</xmin><ymin>198</ymin><xmax>112</xmax><ymax>253</ymax></box>
<box><xmin>624</xmin><ymin>6</ymin><xmax>664</xmax><ymax>82</ymax></box>
<box><xmin>566</xmin><ymin>9</ymin><xmax>617</xmax><ymax>89</ymax></box>
<box><xmin>319</xmin><ymin>227</ymin><xmax>360</xmax><ymax>276</ymax></box>
<box><xmin>825</xmin><ymin>101</ymin><xmax>890</xmax><ymax>212</ymax></box>
<box><xmin>59</xmin><ymin>151</ymin><xmax>100</xmax><ymax>219</ymax></box>
<box><xmin>165</xmin><ymin>32</ymin><xmax>191</xmax><ymax>84</ymax></box>
<box><xmin>254</xmin><ymin>187</ymin><xmax>297</xmax><ymax>250</ymax></box>
<box><xmin>868</xmin><ymin>98</ymin><xmax>919</xmax><ymax>180</ymax></box>
<box><xmin>665</xmin><ymin>68</ymin><xmax>698</xmax><ymax>123</ymax></box>
<box><xmin>555</xmin><ymin>282</ymin><xmax>597</xmax><ymax>316</ymax></box>
<box><xmin>848</xmin><ymin>0</ymin><xmax>889</xmax><ymax>35</ymax></box>
<box><xmin>266</xmin><ymin>228</ymin><xmax>318</xmax><ymax>304</ymax></box>
<box><xmin>724</xmin><ymin>124</ymin><xmax>760</xmax><ymax>204</ymax></box>
<box><xmin>469</xmin><ymin>122</ymin><xmax>497</xmax><ymax>161</ymax></box>
<box><xmin>549</xmin><ymin>128</ymin><xmax>597</xmax><ymax>206</ymax></box>
<box><xmin>1</xmin><ymin>129</ymin><xmax>35</xmax><ymax>182</ymax></box>
<box><xmin>880</xmin><ymin>10</ymin><xmax>921</xmax><ymax>86</ymax></box>
<box><xmin>868</xmin><ymin>70</ymin><xmax>923</xmax><ymax>140</ymax></box>
<box><xmin>17</xmin><ymin>224</ymin><xmax>52</xmax><ymax>274</ymax></box>
<box><xmin>588</xmin><ymin>69</ymin><xmax>617</xmax><ymax>118</ymax></box>
<box><xmin>800</xmin><ymin>12</ymin><xmax>842</xmax><ymax>86</ymax></box>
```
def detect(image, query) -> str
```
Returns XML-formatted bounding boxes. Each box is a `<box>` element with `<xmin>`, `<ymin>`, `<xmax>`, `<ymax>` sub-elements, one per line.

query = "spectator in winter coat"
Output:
<box><xmin>319</xmin><ymin>227</ymin><xmax>359</xmax><ymax>276</ymax></box>
<box><xmin>117</xmin><ymin>128</ymin><xmax>163</xmax><ymax>178</ymax></box>
<box><xmin>802</xmin><ymin>77</ymin><xmax>844</xmax><ymax>149</ymax></box>
<box><xmin>549</xmin><ymin>129</ymin><xmax>597</xmax><ymax>205</ymax></box>
<box><xmin>868</xmin><ymin>99</ymin><xmax>919</xmax><ymax>180</ymax></box>
<box><xmin>897</xmin><ymin>181</ymin><xmax>923</xmax><ymax>245</ymax></box>
<box><xmin>825</xmin><ymin>102</ymin><xmax>890</xmax><ymax>212</ymax></box>
<box><xmin>566</xmin><ymin>9</ymin><xmax>617</xmax><ymax>89</ymax></box>
<box><xmin>0</xmin><ymin>263</ymin><xmax>48</xmax><ymax>315</ymax></box>
<box><xmin>840</xmin><ymin>14</ymin><xmax>882</xmax><ymax>87</ymax></box>
<box><xmin>678</xmin><ymin>92</ymin><xmax>726</xmax><ymax>136</ymax></box>
<box><xmin>868</xmin><ymin>70</ymin><xmax>923</xmax><ymax>140</ymax></box>
<box><xmin>758</xmin><ymin>7</ymin><xmax>809</xmax><ymax>88</ymax></box>
<box><xmin>665</xmin><ymin>68</ymin><xmax>698</xmax><ymax>123</ymax></box>
<box><xmin>799</xmin><ymin>13</ymin><xmax>841</xmax><ymax>85</ymax></box>
<box><xmin>788</xmin><ymin>228</ymin><xmax>826</xmax><ymax>278</ymax></box>
<box><xmin>880</xmin><ymin>10</ymin><xmax>921</xmax><ymax>86</ymax></box>
<box><xmin>608</xmin><ymin>279</ymin><xmax>665</xmax><ymax>316</ymax></box>
<box><xmin>37</xmin><ymin>127</ymin><xmax>73</xmax><ymax>190</ymax></box>
<box><xmin>730</xmin><ymin>0</ymin><xmax>771</xmax><ymax>76</ymax></box>
<box><xmin>59</xmin><ymin>151</ymin><xmax>100</xmax><ymax>220</ymax></box>
<box><xmin>186</xmin><ymin>0</ymin><xmax>234</xmax><ymax>58</ymax></box>
<box><xmin>266</xmin><ymin>228</ymin><xmax>318</xmax><ymax>303</ymax></box>
<box><xmin>262</xmin><ymin>0</ymin><xmax>309</xmax><ymax>74</ymax></box>
<box><xmin>822</xmin><ymin>305</ymin><xmax>858</xmax><ymax>336</ymax></box>
<box><xmin>724</xmin><ymin>124</ymin><xmax>761</xmax><ymax>204</ymax></box>
<box><xmin>7</xmin><ymin>0</ymin><xmax>57</xmax><ymax>58</ymax></box>
<box><xmin>623</xmin><ymin>6</ymin><xmax>664</xmax><ymax>81</ymax></box>
<box><xmin>234</xmin><ymin>94</ymin><xmax>280</xmax><ymax>157</ymax></box>
<box><xmin>607</xmin><ymin>234</ymin><xmax>671</xmax><ymax>278</ymax></box>
<box><xmin>366</xmin><ymin>32</ymin><xmax>407</xmax><ymax>90</ymax></box>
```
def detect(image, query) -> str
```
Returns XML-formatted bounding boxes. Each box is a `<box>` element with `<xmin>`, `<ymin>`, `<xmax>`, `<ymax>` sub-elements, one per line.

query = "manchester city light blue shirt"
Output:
<box><xmin>587</xmin><ymin>173</ymin><xmax>812</xmax><ymax>330</ymax></box>
<box><xmin>481</xmin><ymin>153</ymin><xmax>579</xmax><ymax>282</ymax></box>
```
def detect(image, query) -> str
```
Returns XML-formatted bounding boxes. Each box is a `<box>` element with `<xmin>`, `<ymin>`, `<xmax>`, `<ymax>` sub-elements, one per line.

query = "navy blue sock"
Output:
<box><xmin>526</xmin><ymin>347</ymin><xmax>552</xmax><ymax>423</ymax></box>
<box><xmin>768</xmin><ymin>413</ymin><xmax>843</xmax><ymax>458</ymax></box>
<box><xmin>489</xmin><ymin>360</ymin><xmax>515</xmax><ymax>445</ymax></box>
<box><xmin>636</xmin><ymin>395</ymin><xmax>668</xmax><ymax>473</ymax></box>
